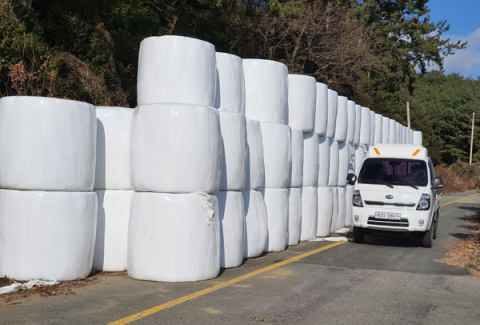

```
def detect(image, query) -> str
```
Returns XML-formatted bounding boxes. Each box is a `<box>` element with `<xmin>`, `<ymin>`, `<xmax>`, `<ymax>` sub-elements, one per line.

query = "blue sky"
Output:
<box><xmin>428</xmin><ymin>0</ymin><xmax>480</xmax><ymax>78</ymax></box>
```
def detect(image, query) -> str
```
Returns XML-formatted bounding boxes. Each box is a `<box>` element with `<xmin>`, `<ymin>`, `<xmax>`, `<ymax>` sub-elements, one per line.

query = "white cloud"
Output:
<box><xmin>441</xmin><ymin>28</ymin><xmax>480</xmax><ymax>78</ymax></box>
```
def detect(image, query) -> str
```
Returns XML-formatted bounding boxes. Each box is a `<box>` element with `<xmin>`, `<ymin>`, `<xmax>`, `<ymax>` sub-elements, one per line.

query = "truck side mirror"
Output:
<box><xmin>432</xmin><ymin>177</ymin><xmax>443</xmax><ymax>190</ymax></box>
<box><xmin>347</xmin><ymin>173</ymin><xmax>357</xmax><ymax>185</ymax></box>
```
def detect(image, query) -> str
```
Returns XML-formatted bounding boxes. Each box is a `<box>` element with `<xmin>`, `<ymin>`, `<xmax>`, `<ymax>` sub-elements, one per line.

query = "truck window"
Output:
<box><xmin>358</xmin><ymin>158</ymin><xmax>428</xmax><ymax>187</ymax></box>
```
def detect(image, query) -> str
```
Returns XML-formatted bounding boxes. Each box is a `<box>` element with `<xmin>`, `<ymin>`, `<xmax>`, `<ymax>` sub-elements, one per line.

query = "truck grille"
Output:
<box><xmin>364</xmin><ymin>200</ymin><xmax>416</xmax><ymax>208</ymax></box>
<box><xmin>367</xmin><ymin>217</ymin><xmax>409</xmax><ymax>227</ymax></box>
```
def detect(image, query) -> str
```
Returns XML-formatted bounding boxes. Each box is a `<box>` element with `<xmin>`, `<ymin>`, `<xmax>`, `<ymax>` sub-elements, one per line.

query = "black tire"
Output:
<box><xmin>421</xmin><ymin>227</ymin><xmax>433</xmax><ymax>248</ymax></box>
<box><xmin>353</xmin><ymin>227</ymin><xmax>365</xmax><ymax>244</ymax></box>
<box><xmin>433</xmin><ymin>218</ymin><xmax>439</xmax><ymax>240</ymax></box>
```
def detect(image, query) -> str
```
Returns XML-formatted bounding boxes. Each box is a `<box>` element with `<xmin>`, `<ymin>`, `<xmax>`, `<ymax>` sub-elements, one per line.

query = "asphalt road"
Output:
<box><xmin>2</xmin><ymin>190</ymin><xmax>480</xmax><ymax>325</ymax></box>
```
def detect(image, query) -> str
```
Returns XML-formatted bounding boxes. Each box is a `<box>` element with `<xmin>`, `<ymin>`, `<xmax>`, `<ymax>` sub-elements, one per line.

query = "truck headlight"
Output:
<box><xmin>353</xmin><ymin>190</ymin><xmax>363</xmax><ymax>207</ymax></box>
<box><xmin>416</xmin><ymin>194</ymin><xmax>430</xmax><ymax>210</ymax></box>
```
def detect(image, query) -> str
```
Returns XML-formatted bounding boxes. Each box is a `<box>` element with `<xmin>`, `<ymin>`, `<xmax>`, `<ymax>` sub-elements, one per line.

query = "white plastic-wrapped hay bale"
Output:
<box><xmin>338</xmin><ymin>142</ymin><xmax>350</xmax><ymax>187</ymax></box>
<box><xmin>359</xmin><ymin>106</ymin><xmax>371</xmax><ymax>146</ymax></box>
<box><xmin>137</xmin><ymin>36</ymin><xmax>216</xmax><ymax>107</ymax></box>
<box><xmin>303</xmin><ymin>133</ymin><xmax>320</xmax><ymax>187</ymax></box>
<box><xmin>243</xmin><ymin>59</ymin><xmax>288</xmax><ymax>124</ymax></box>
<box><xmin>95</xmin><ymin>106</ymin><xmax>133</xmax><ymax>190</ymax></box>
<box><xmin>93</xmin><ymin>190</ymin><xmax>133</xmax><ymax>272</ymax></box>
<box><xmin>345</xmin><ymin>185</ymin><xmax>354</xmax><ymax>227</ymax></box>
<box><xmin>317</xmin><ymin>187</ymin><xmax>333</xmax><ymax>237</ymax></box>
<box><xmin>288</xmin><ymin>187</ymin><xmax>302</xmax><ymax>246</ymax></box>
<box><xmin>334</xmin><ymin>96</ymin><xmax>348</xmax><ymax>143</ymax></box>
<box><xmin>382</xmin><ymin>117</ymin><xmax>390</xmax><ymax>144</ymax></box>
<box><xmin>374</xmin><ymin>113</ymin><xmax>383</xmax><ymax>144</ymax></box>
<box><xmin>396</xmin><ymin>122</ymin><xmax>401</xmax><ymax>144</ymax></box>
<box><xmin>0</xmin><ymin>96</ymin><xmax>96</xmax><ymax>191</ymax></box>
<box><xmin>290</xmin><ymin>128</ymin><xmax>304</xmax><ymax>188</ymax></box>
<box><xmin>346</xmin><ymin>100</ymin><xmax>356</xmax><ymax>144</ymax></box>
<box><xmin>330</xmin><ymin>187</ymin><xmax>339</xmax><ymax>233</ymax></box>
<box><xmin>317</xmin><ymin>136</ymin><xmax>330</xmax><ymax>187</ymax></box>
<box><xmin>336</xmin><ymin>187</ymin><xmax>346</xmax><ymax>230</ymax></box>
<box><xmin>128</xmin><ymin>192</ymin><xmax>220</xmax><ymax>282</ymax></box>
<box><xmin>287</xmin><ymin>74</ymin><xmax>316</xmax><ymax>132</ymax></box>
<box><xmin>131</xmin><ymin>103</ymin><xmax>221</xmax><ymax>193</ymax></box>
<box><xmin>245</xmin><ymin>119</ymin><xmax>265</xmax><ymax>190</ymax></box>
<box><xmin>242</xmin><ymin>190</ymin><xmax>268</xmax><ymax>258</ymax></box>
<box><xmin>219</xmin><ymin>111</ymin><xmax>247</xmax><ymax>191</ymax></box>
<box><xmin>389</xmin><ymin>119</ymin><xmax>397</xmax><ymax>144</ymax></box>
<box><xmin>215</xmin><ymin>191</ymin><xmax>245</xmax><ymax>269</ymax></box>
<box><xmin>300</xmin><ymin>186</ymin><xmax>318</xmax><ymax>241</ymax></box>
<box><xmin>215</xmin><ymin>52</ymin><xmax>245</xmax><ymax>114</ymax></box>
<box><xmin>326</xmin><ymin>90</ymin><xmax>338</xmax><ymax>138</ymax></box>
<box><xmin>315</xmin><ymin>83</ymin><xmax>328</xmax><ymax>136</ymax></box>
<box><xmin>413</xmin><ymin>131</ymin><xmax>423</xmax><ymax>145</ymax></box>
<box><xmin>328</xmin><ymin>139</ymin><xmax>339</xmax><ymax>187</ymax></box>
<box><xmin>410</xmin><ymin>129</ymin><xmax>414</xmax><ymax>144</ymax></box>
<box><xmin>261</xmin><ymin>188</ymin><xmax>289</xmax><ymax>252</ymax></box>
<box><xmin>353</xmin><ymin>104</ymin><xmax>362</xmax><ymax>145</ymax></box>
<box><xmin>0</xmin><ymin>189</ymin><xmax>97</xmax><ymax>281</ymax></box>
<box><xmin>348</xmin><ymin>143</ymin><xmax>356</xmax><ymax>175</ymax></box>
<box><xmin>369</xmin><ymin>110</ymin><xmax>376</xmax><ymax>146</ymax></box>
<box><xmin>354</xmin><ymin>145</ymin><xmax>367</xmax><ymax>174</ymax></box>
<box><xmin>261</xmin><ymin>123</ymin><xmax>292</xmax><ymax>189</ymax></box>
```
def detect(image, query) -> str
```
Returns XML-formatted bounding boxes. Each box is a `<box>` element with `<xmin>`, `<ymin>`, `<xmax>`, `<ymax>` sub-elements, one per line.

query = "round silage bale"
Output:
<box><xmin>374</xmin><ymin>113</ymin><xmax>383</xmax><ymax>145</ymax></box>
<box><xmin>261</xmin><ymin>123</ymin><xmax>292</xmax><ymax>189</ymax></box>
<box><xmin>300</xmin><ymin>186</ymin><xmax>318</xmax><ymax>241</ymax></box>
<box><xmin>287</xmin><ymin>74</ymin><xmax>317</xmax><ymax>132</ymax></box>
<box><xmin>245</xmin><ymin>119</ymin><xmax>266</xmax><ymax>190</ymax></box>
<box><xmin>354</xmin><ymin>145</ymin><xmax>367</xmax><ymax>174</ymax></box>
<box><xmin>413</xmin><ymin>131</ymin><xmax>423</xmax><ymax>146</ymax></box>
<box><xmin>317</xmin><ymin>136</ymin><xmax>331</xmax><ymax>187</ymax></box>
<box><xmin>288</xmin><ymin>187</ymin><xmax>302</xmax><ymax>246</ymax></box>
<box><xmin>336</xmin><ymin>186</ymin><xmax>346</xmax><ymax>231</ymax></box>
<box><xmin>242</xmin><ymin>190</ymin><xmax>268</xmax><ymax>258</ymax></box>
<box><xmin>353</xmin><ymin>104</ymin><xmax>362</xmax><ymax>145</ymax></box>
<box><xmin>338</xmin><ymin>142</ymin><xmax>350</xmax><ymax>187</ymax></box>
<box><xmin>303</xmin><ymin>132</ymin><xmax>320</xmax><ymax>187</ymax></box>
<box><xmin>382</xmin><ymin>117</ymin><xmax>390</xmax><ymax>144</ymax></box>
<box><xmin>215</xmin><ymin>52</ymin><xmax>245</xmax><ymax>114</ymax></box>
<box><xmin>314</xmin><ymin>83</ymin><xmax>329</xmax><ymax>136</ymax></box>
<box><xmin>369</xmin><ymin>110</ymin><xmax>376</xmax><ymax>146</ymax></box>
<box><xmin>290</xmin><ymin>128</ymin><xmax>304</xmax><ymax>188</ymax></box>
<box><xmin>389</xmin><ymin>119</ymin><xmax>397</xmax><ymax>144</ymax></box>
<box><xmin>346</xmin><ymin>100</ymin><xmax>356</xmax><ymax>144</ymax></box>
<box><xmin>317</xmin><ymin>186</ymin><xmax>333</xmax><ymax>237</ymax></box>
<box><xmin>326</xmin><ymin>90</ymin><xmax>338</xmax><ymax>138</ymax></box>
<box><xmin>334</xmin><ymin>96</ymin><xmax>348</xmax><ymax>143</ymax></box>
<box><xmin>330</xmin><ymin>187</ymin><xmax>339</xmax><ymax>233</ymax></box>
<box><xmin>261</xmin><ymin>188</ymin><xmax>289</xmax><ymax>253</ymax></box>
<box><xmin>359</xmin><ymin>106</ymin><xmax>371</xmax><ymax>146</ymax></box>
<box><xmin>345</xmin><ymin>185</ymin><xmax>354</xmax><ymax>227</ymax></box>
<box><xmin>328</xmin><ymin>139</ymin><xmax>339</xmax><ymax>187</ymax></box>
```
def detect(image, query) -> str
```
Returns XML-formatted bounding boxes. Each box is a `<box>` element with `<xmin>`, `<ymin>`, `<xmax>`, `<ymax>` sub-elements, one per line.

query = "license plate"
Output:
<box><xmin>374</xmin><ymin>212</ymin><xmax>401</xmax><ymax>220</ymax></box>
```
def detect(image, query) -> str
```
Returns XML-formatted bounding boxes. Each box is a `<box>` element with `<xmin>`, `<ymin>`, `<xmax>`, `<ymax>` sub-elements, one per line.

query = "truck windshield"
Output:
<box><xmin>358</xmin><ymin>158</ymin><xmax>428</xmax><ymax>187</ymax></box>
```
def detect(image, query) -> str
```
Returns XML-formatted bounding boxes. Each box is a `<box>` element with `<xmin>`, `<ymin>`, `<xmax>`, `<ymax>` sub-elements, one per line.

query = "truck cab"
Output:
<box><xmin>348</xmin><ymin>144</ymin><xmax>443</xmax><ymax>247</ymax></box>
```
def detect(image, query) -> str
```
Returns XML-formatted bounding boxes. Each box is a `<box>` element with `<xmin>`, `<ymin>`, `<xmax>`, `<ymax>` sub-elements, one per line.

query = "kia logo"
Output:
<box><xmin>386</xmin><ymin>195</ymin><xmax>394</xmax><ymax>199</ymax></box>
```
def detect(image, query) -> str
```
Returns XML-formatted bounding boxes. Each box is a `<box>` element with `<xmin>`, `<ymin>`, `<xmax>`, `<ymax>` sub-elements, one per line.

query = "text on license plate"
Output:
<box><xmin>374</xmin><ymin>212</ymin><xmax>401</xmax><ymax>220</ymax></box>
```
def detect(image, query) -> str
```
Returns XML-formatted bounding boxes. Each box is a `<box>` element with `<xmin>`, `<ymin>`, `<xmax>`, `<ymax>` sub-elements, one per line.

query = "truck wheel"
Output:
<box><xmin>353</xmin><ymin>227</ymin><xmax>365</xmax><ymax>244</ymax></box>
<box><xmin>421</xmin><ymin>227</ymin><xmax>433</xmax><ymax>248</ymax></box>
<box><xmin>433</xmin><ymin>217</ymin><xmax>439</xmax><ymax>240</ymax></box>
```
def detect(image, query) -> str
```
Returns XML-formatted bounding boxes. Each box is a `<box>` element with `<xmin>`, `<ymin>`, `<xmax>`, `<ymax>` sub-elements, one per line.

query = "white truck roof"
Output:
<box><xmin>367</xmin><ymin>144</ymin><xmax>428</xmax><ymax>159</ymax></box>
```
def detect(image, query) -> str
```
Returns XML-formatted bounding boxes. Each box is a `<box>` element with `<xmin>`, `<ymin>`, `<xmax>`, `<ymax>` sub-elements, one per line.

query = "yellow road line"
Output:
<box><xmin>108</xmin><ymin>241</ymin><xmax>346</xmax><ymax>325</ymax></box>
<box><xmin>441</xmin><ymin>192</ymin><xmax>480</xmax><ymax>207</ymax></box>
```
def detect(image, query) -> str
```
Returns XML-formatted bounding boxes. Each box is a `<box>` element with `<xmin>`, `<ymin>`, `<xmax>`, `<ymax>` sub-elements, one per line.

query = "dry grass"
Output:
<box><xmin>435</xmin><ymin>161</ymin><xmax>480</xmax><ymax>195</ymax></box>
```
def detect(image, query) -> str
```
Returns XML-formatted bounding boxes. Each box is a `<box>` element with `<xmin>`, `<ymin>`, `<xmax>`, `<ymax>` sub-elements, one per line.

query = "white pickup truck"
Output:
<box><xmin>347</xmin><ymin>144</ymin><xmax>443</xmax><ymax>248</ymax></box>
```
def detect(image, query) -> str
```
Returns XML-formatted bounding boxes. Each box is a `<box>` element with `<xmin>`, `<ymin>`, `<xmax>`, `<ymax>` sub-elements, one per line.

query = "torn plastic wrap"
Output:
<box><xmin>317</xmin><ymin>136</ymin><xmax>330</xmax><ymax>187</ymax></box>
<box><xmin>245</xmin><ymin>119</ymin><xmax>265</xmax><ymax>190</ymax></box>
<box><xmin>389</xmin><ymin>119</ymin><xmax>397</xmax><ymax>144</ymax></box>
<box><xmin>300</xmin><ymin>187</ymin><xmax>318</xmax><ymax>241</ymax></box>
<box><xmin>359</xmin><ymin>106</ymin><xmax>371</xmax><ymax>146</ymax></box>
<box><xmin>95</xmin><ymin>107</ymin><xmax>133</xmax><ymax>190</ymax></box>
<box><xmin>0</xmin><ymin>190</ymin><xmax>97</xmax><ymax>281</ymax></box>
<box><xmin>303</xmin><ymin>133</ymin><xmax>320</xmax><ymax>187</ymax></box>
<box><xmin>242</xmin><ymin>190</ymin><xmax>268</xmax><ymax>258</ymax></box>
<box><xmin>128</xmin><ymin>192</ymin><xmax>220</xmax><ymax>282</ymax></box>
<box><xmin>261</xmin><ymin>123</ymin><xmax>292</xmax><ymax>189</ymax></box>
<box><xmin>243</xmin><ymin>59</ymin><xmax>288</xmax><ymax>124</ymax></box>
<box><xmin>215</xmin><ymin>191</ymin><xmax>245</xmax><ymax>269</ymax></box>
<box><xmin>287</xmin><ymin>74</ymin><xmax>316</xmax><ymax>132</ymax></box>
<box><xmin>219</xmin><ymin>111</ymin><xmax>247</xmax><ymax>191</ymax></box>
<box><xmin>413</xmin><ymin>131</ymin><xmax>423</xmax><ymax>146</ymax></box>
<box><xmin>93</xmin><ymin>190</ymin><xmax>133</xmax><ymax>272</ymax></box>
<box><xmin>336</xmin><ymin>187</ymin><xmax>346</xmax><ymax>230</ymax></box>
<box><xmin>382</xmin><ymin>117</ymin><xmax>390</xmax><ymax>144</ymax></box>
<box><xmin>130</xmin><ymin>104</ymin><xmax>221</xmax><ymax>193</ymax></box>
<box><xmin>354</xmin><ymin>145</ymin><xmax>367</xmax><ymax>174</ymax></box>
<box><xmin>314</xmin><ymin>83</ymin><xmax>328</xmax><ymax>136</ymax></box>
<box><xmin>337</xmin><ymin>142</ymin><xmax>350</xmax><ymax>187</ymax></box>
<box><xmin>326</xmin><ymin>90</ymin><xmax>338</xmax><ymax>138</ymax></box>
<box><xmin>137</xmin><ymin>36</ymin><xmax>216</xmax><ymax>107</ymax></box>
<box><xmin>215</xmin><ymin>52</ymin><xmax>245</xmax><ymax>114</ymax></box>
<box><xmin>317</xmin><ymin>187</ymin><xmax>333</xmax><ymax>237</ymax></box>
<box><xmin>354</xmin><ymin>104</ymin><xmax>362</xmax><ymax>146</ymax></box>
<box><xmin>261</xmin><ymin>188</ymin><xmax>289</xmax><ymax>252</ymax></box>
<box><xmin>374</xmin><ymin>113</ymin><xmax>383</xmax><ymax>144</ymax></box>
<box><xmin>346</xmin><ymin>100</ymin><xmax>356</xmax><ymax>144</ymax></box>
<box><xmin>330</xmin><ymin>187</ymin><xmax>339</xmax><ymax>233</ymax></box>
<box><xmin>369</xmin><ymin>110</ymin><xmax>376</xmax><ymax>146</ymax></box>
<box><xmin>287</xmin><ymin>187</ymin><xmax>302</xmax><ymax>246</ymax></box>
<box><xmin>0</xmin><ymin>96</ymin><xmax>96</xmax><ymax>191</ymax></box>
<box><xmin>334</xmin><ymin>96</ymin><xmax>348</xmax><ymax>143</ymax></box>
<box><xmin>290</xmin><ymin>128</ymin><xmax>304</xmax><ymax>188</ymax></box>
<box><xmin>345</xmin><ymin>185</ymin><xmax>354</xmax><ymax>227</ymax></box>
<box><xmin>328</xmin><ymin>139</ymin><xmax>339</xmax><ymax>187</ymax></box>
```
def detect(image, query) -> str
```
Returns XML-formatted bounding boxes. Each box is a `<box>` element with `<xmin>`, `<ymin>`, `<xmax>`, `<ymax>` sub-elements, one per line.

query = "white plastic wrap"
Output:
<box><xmin>242</xmin><ymin>190</ymin><xmax>268</xmax><ymax>258</ymax></box>
<box><xmin>287</xmin><ymin>74</ymin><xmax>316</xmax><ymax>132</ymax></box>
<box><xmin>300</xmin><ymin>186</ymin><xmax>318</xmax><ymax>241</ymax></box>
<box><xmin>328</xmin><ymin>139</ymin><xmax>339</xmax><ymax>187</ymax></box>
<box><xmin>0</xmin><ymin>96</ymin><xmax>96</xmax><ymax>191</ymax></box>
<box><xmin>215</xmin><ymin>52</ymin><xmax>245</xmax><ymax>114</ymax></box>
<box><xmin>243</xmin><ymin>59</ymin><xmax>288</xmax><ymax>124</ymax></box>
<box><xmin>93</xmin><ymin>190</ymin><xmax>133</xmax><ymax>272</ymax></box>
<box><xmin>95</xmin><ymin>107</ymin><xmax>133</xmax><ymax>190</ymax></box>
<box><xmin>346</xmin><ymin>100</ymin><xmax>356</xmax><ymax>144</ymax></box>
<box><xmin>245</xmin><ymin>119</ymin><xmax>266</xmax><ymax>190</ymax></box>
<box><xmin>388</xmin><ymin>119</ymin><xmax>396</xmax><ymax>144</ymax></box>
<box><xmin>330</xmin><ymin>187</ymin><xmax>339</xmax><ymax>233</ymax></box>
<box><xmin>317</xmin><ymin>136</ymin><xmax>330</xmax><ymax>187</ymax></box>
<box><xmin>288</xmin><ymin>187</ymin><xmax>302</xmax><ymax>246</ymax></box>
<box><xmin>374</xmin><ymin>113</ymin><xmax>383</xmax><ymax>144</ymax></box>
<box><xmin>219</xmin><ymin>111</ymin><xmax>247</xmax><ymax>191</ymax></box>
<box><xmin>0</xmin><ymin>190</ymin><xmax>97</xmax><ymax>281</ymax></box>
<box><xmin>336</xmin><ymin>187</ymin><xmax>346</xmax><ymax>230</ymax></box>
<box><xmin>314</xmin><ymin>83</ymin><xmax>329</xmax><ymax>136</ymax></box>
<box><xmin>382</xmin><ymin>117</ymin><xmax>390</xmax><ymax>144</ymax></box>
<box><xmin>354</xmin><ymin>145</ymin><xmax>367</xmax><ymax>174</ymax></box>
<box><xmin>413</xmin><ymin>131</ymin><xmax>423</xmax><ymax>145</ymax></box>
<box><xmin>326</xmin><ymin>90</ymin><xmax>338</xmax><ymax>138</ymax></box>
<box><xmin>128</xmin><ymin>192</ymin><xmax>220</xmax><ymax>282</ymax></box>
<box><xmin>303</xmin><ymin>133</ymin><xmax>320</xmax><ymax>187</ymax></box>
<box><xmin>334</xmin><ymin>96</ymin><xmax>348</xmax><ymax>143</ymax></box>
<box><xmin>345</xmin><ymin>185</ymin><xmax>354</xmax><ymax>227</ymax></box>
<box><xmin>261</xmin><ymin>188</ymin><xmax>289</xmax><ymax>252</ymax></box>
<box><xmin>137</xmin><ymin>36</ymin><xmax>216</xmax><ymax>107</ymax></box>
<box><xmin>130</xmin><ymin>104</ymin><xmax>221</xmax><ymax>193</ymax></box>
<box><xmin>317</xmin><ymin>187</ymin><xmax>333</xmax><ymax>237</ymax></box>
<box><xmin>215</xmin><ymin>191</ymin><xmax>245</xmax><ymax>269</ymax></box>
<box><xmin>396</xmin><ymin>122</ymin><xmax>401</xmax><ymax>144</ymax></box>
<box><xmin>353</xmin><ymin>104</ymin><xmax>362</xmax><ymax>145</ymax></box>
<box><xmin>261</xmin><ymin>123</ymin><xmax>292</xmax><ymax>189</ymax></box>
<box><xmin>290</xmin><ymin>128</ymin><xmax>304</xmax><ymax>188</ymax></box>
<box><xmin>359</xmin><ymin>106</ymin><xmax>371</xmax><ymax>146</ymax></box>
<box><xmin>348</xmin><ymin>143</ymin><xmax>356</xmax><ymax>174</ymax></box>
<box><xmin>369</xmin><ymin>110</ymin><xmax>376</xmax><ymax>146</ymax></box>
<box><xmin>337</xmin><ymin>142</ymin><xmax>350</xmax><ymax>187</ymax></box>
<box><xmin>409</xmin><ymin>129</ymin><xmax>414</xmax><ymax>144</ymax></box>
